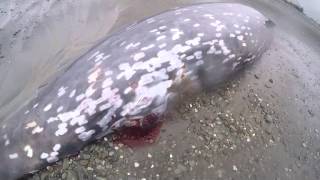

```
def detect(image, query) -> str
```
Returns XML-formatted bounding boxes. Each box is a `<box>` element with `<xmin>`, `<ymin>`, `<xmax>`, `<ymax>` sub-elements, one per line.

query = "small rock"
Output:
<box><xmin>265</xmin><ymin>84</ymin><xmax>271</xmax><ymax>88</ymax></box>
<box><xmin>302</xmin><ymin>142</ymin><xmax>307</xmax><ymax>148</ymax></box>
<box><xmin>79</xmin><ymin>160</ymin><xmax>88</xmax><ymax>166</ymax></box>
<box><xmin>308</xmin><ymin>109</ymin><xmax>314</xmax><ymax>117</ymax></box>
<box><xmin>134</xmin><ymin>162</ymin><xmax>140</xmax><ymax>168</ymax></box>
<box><xmin>264</xmin><ymin>115</ymin><xmax>272</xmax><ymax>123</ymax></box>
<box><xmin>62</xmin><ymin>160</ymin><xmax>70</xmax><ymax>170</ymax></box>
<box><xmin>82</xmin><ymin>154</ymin><xmax>91</xmax><ymax>160</ymax></box>
<box><xmin>62</xmin><ymin>172</ymin><xmax>67</xmax><ymax>179</ymax></box>
<box><xmin>66</xmin><ymin>170</ymin><xmax>78</xmax><ymax>180</ymax></box>
<box><xmin>233</xmin><ymin>165</ymin><xmax>238</xmax><ymax>171</ymax></box>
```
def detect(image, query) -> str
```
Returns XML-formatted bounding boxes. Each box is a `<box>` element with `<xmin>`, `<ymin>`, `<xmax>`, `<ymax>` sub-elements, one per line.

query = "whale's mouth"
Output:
<box><xmin>112</xmin><ymin>114</ymin><xmax>163</xmax><ymax>147</ymax></box>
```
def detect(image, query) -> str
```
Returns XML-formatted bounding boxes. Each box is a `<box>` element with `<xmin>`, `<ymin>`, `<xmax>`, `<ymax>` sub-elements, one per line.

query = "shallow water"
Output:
<box><xmin>297</xmin><ymin>0</ymin><xmax>320</xmax><ymax>23</ymax></box>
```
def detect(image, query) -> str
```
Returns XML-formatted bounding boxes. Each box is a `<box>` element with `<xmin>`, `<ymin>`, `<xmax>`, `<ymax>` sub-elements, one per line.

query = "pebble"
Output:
<box><xmin>134</xmin><ymin>162</ymin><xmax>140</xmax><ymax>168</ymax></box>
<box><xmin>66</xmin><ymin>170</ymin><xmax>78</xmax><ymax>180</ymax></box>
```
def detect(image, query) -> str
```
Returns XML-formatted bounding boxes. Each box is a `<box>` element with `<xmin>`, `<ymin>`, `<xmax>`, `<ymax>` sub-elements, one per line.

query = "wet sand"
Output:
<box><xmin>0</xmin><ymin>0</ymin><xmax>320</xmax><ymax>179</ymax></box>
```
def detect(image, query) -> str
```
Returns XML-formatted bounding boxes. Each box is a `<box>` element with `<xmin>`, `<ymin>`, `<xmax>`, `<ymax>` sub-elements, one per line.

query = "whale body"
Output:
<box><xmin>0</xmin><ymin>3</ymin><xmax>273</xmax><ymax>179</ymax></box>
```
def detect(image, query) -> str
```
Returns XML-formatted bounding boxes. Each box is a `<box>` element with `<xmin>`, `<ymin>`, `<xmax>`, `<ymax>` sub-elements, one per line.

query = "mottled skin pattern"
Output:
<box><xmin>0</xmin><ymin>3</ymin><xmax>273</xmax><ymax>179</ymax></box>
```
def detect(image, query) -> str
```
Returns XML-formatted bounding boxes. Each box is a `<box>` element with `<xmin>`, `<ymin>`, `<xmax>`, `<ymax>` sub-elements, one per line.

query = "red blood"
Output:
<box><xmin>112</xmin><ymin>114</ymin><xmax>163</xmax><ymax>147</ymax></box>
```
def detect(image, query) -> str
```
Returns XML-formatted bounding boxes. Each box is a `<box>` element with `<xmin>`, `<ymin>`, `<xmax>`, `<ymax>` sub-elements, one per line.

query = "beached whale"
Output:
<box><xmin>0</xmin><ymin>3</ymin><xmax>273</xmax><ymax>179</ymax></box>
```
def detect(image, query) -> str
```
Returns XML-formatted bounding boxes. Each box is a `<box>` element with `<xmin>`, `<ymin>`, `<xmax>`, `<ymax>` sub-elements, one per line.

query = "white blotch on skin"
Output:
<box><xmin>25</xmin><ymin>121</ymin><xmax>37</xmax><ymax>129</ymax></box>
<box><xmin>78</xmin><ymin>129</ymin><xmax>95</xmax><ymax>141</ymax></box>
<box><xmin>76</xmin><ymin>94</ymin><xmax>85</xmax><ymax>102</ymax></box>
<box><xmin>47</xmin><ymin>117</ymin><xmax>58</xmax><ymax>123</ymax></box>
<box><xmin>119</xmin><ymin>41</ymin><xmax>126</xmax><ymax>47</ymax></box>
<box><xmin>216</xmin><ymin>24</ymin><xmax>225</xmax><ymax>32</ymax></box>
<box><xmin>230</xmin><ymin>33</ymin><xmax>236</xmax><ymax>38</ymax></box>
<box><xmin>69</xmin><ymin>89</ymin><xmax>76</xmax><ymax>98</ymax></box>
<box><xmin>193</xmin><ymin>23</ymin><xmax>200</xmax><ymax>27</ymax></box>
<box><xmin>33</xmin><ymin>103</ymin><xmax>39</xmax><ymax>108</ymax></box>
<box><xmin>180</xmin><ymin>54</ymin><xmax>187</xmax><ymax>59</ymax></box>
<box><xmin>203</xmin><ymin>14</ymin><xmax>215</xmax><ymax>19</ymax></box>
<box><xmin>223</xmin><ymin>12</ymin><xmax>234</xmax><ymax>16</ymax></box>
<box><xmin>32</xmin><ymin>126</ymin><xmax>44</xmax><ymax>134</ymax></box>
<box><xmin>195</xmin><ymin>60</ymin><xmax>204</xmax><ymax>66</ymax></box>
<box><xmin>242</xmin><ymin>42</ymin><xmax>247</xmax><ymax>47</ymax></box>
<box><xmin>158</xmin><ymin>26</ymin><xmax>167</xmax><ymax>30</ymax></box>
<box><xmin>9</xmin><ymin>153</ymin><xmax>18</xmax><ymax>159</ymax></box>
<box><xmin>197</xmin><ymin>33</ymin><xmax>204</xmax><ymax>37</ymax></box>
<box><xmin>147</xmin><ymin>18</ymin><xmax>155</xmax><ymax>24</ymax></box>
<box><xmin>222</xmin><ymin>58</ymin><xmax>231</xmax><ymax>64</ymax></box>
<box><xmin>88</xmin><ymin>51</ymin><xmax>100</xmax><ymax>61</ymax></box>
<box><xmin>40</xmin><ymin>153</ymin><xmax>49</xmax><ymax>159</ymax></box>
<box><xmin>88</xmin><ymin>68</ymin><xmax>101</xmax><ymax>84</ymax></box>
<box><xmin>102</xmin><ymin>78</ymin><xmax>113</xmax><ymax>88</ymax></box>
<box><xmin>5</xmin><ymin>139</ymin><xmax>10</xmax><ymax>146</ymax></box>
<box><xmin>57</xmin><ymin>87</ymin><xmax>67</xmax><ymax>97</ymax></box>
<box><xmin>158</xmin><ymin>43</ymin><xmax>167</xmax><ymax>49</ymax></box>
<box><xmin>219</xmin><ymin>40</ymin><xmax>231</xmax><ymax>55</ymax></box>
<box><xmin>104</xmin><ymin>70</ymin><xmax>113</xmax><ymax>77</ymax></box>
<box><xmin>185</xmin><ymin>37</ymin><xmax>201</xmax><ymax>46</ymax></box>
<box><xmin>91</xmin><ymin>52</ymin><xmax>110</xmax><ymax>62</ymax></box>
<box><xmin>124</xmin><ymin>87</ymin><xmax>133</xmax><ymax>94</ymax></box>
<box><xmin>125</xmin><ymin>42</ymin><xmax>141</xmax><ymax>50</ymax></box>
<box><xmin>237</xmin><ymin>35</ymin><xmax>244</xmax><ymax>41</ymax></box>
<box><xmin>75</xmin><ymin>126</ymin><xmax>86</xmax><ymax>134</ymax></box>
<box><xmin>69</xmin><ymin>115</ymin><xmax>88</xmax><ymax>126</ymax></box>
<box><xmin>133</xmin><ymin>52</ymin><xmax>146</xmax><ymax>61</ymax></box>
<box><xmin>149</xmin><ymin>29</ymin><xmax>158</xmax><ymax>33</ymax></box>
<box><xmin>53</xmin><ymin>144</ymin><xmax>61</xmax><ymax>152</ymax></box>
<box><xmin>183</xmin><ymin>18</ymin><xmax>191</xmax><ymax>22</ymax></box>
<box><xmin>47</xmin><ymin>157</ymin><xmax>58</xmax><ymax>163</ymax></box>
<box><xmin>156</xmin><ymin>35</ymin><xmax>166</xmax><ymax>41</ymax></box>
<box><xmin>232</xmin><ymin>62</ymin><xmax>241</xmax><ymax>70</ymax></box>
<box><xmin>117</xmin><ymin>63</ymin><xmax>136</xmax><ymax>80</ymax></box>
<box><xmin>229</xmin><ymin>54</ymin><xmax>236</xmax><ymax>59</ymax></box>
<box><xmin>194</xmin><ymin>51</ymin><xmax>203</xmax><ymax>59</ymax></box>
<box><xmin>216</xmin><ymin>33</ymin><xmax>222</xmax><ymax>38</ymax></box>
<box><xmin>85</xmin><ymin>85</ymin><xmax>96</xmax><ymax>97</ymax></box>
<box><xmin>43</xmin><ymin>104</ymin><xmax>52</xmax><ymax>112</ymax></box>
<box><xmin>186</xmin><ymin>55</ymin><xmax>194</xmax><ymax>61</ymax></box>
<box><xmin>24</xmin><ymin>145</ymin><xmax>33</xmax><ymax>158</ymax></box>
<box><xmin>171</xmin><ymin>28</ymin><xmax>184</xmax><ymax>41</ymax></box>
<box><xmin>57</xmin><ymin>106</ymin><xmax>64</xmax><ymax>113</ymax></box>
<box><xmin>141</xmin><ymin>44</ymin><xmax>155</xmax><ymax>51</ymax></box>
<box><xmin>55</xmin><ymin>123</ymin><xmax>68</xmax><ymax>136</ymax></box>
<box><xmin>25</xmin><ymin>110</ymin><xmax>30</xmax><ymax>114</ymax></box>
